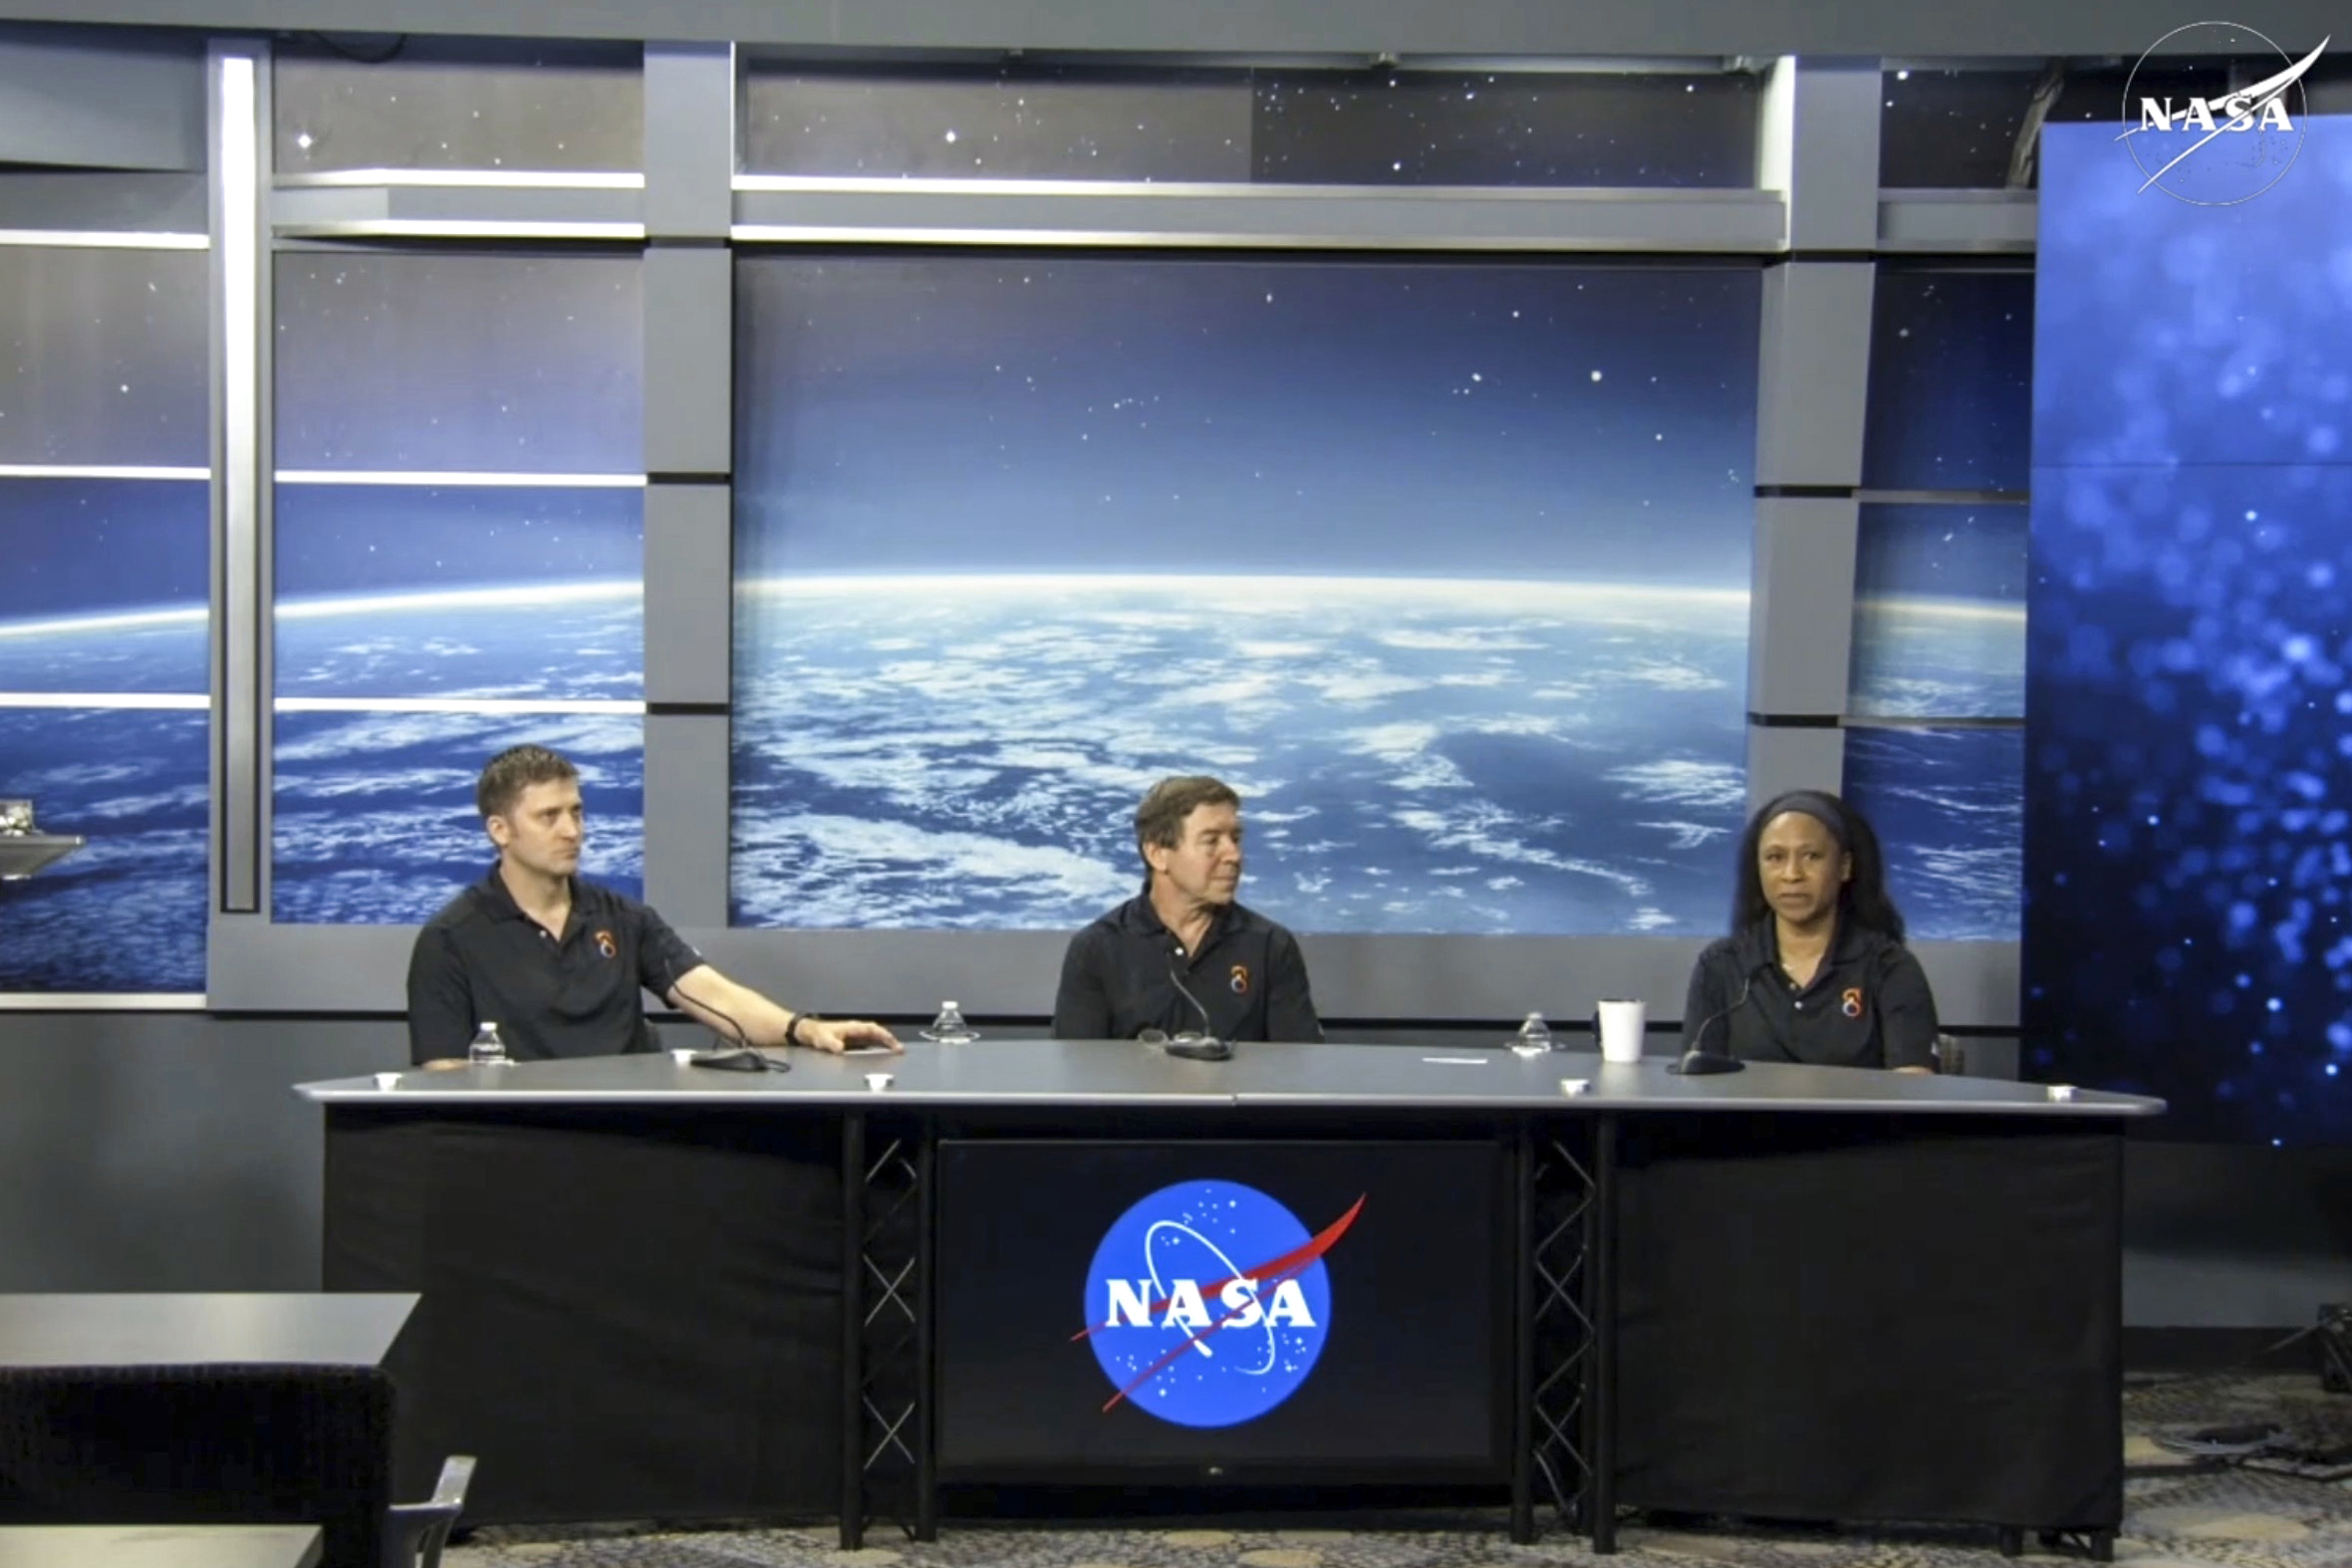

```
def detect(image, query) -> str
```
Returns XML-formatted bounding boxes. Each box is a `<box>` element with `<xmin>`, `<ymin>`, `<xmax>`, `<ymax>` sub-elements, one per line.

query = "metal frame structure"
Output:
<box><xmin>841</xmin><ymin>1110</ymin><xmax>1614</xmax><ymax>1548</ymax></box>
<box><xmin>841</xmin><ymin>1112</ymin><xmax>934</xmax><ymax>1548</ymax></box>
<box><xmin>4</xmin><ymin>31</ymin><xmax>2059</xmax><ymax>1026</ymax></box>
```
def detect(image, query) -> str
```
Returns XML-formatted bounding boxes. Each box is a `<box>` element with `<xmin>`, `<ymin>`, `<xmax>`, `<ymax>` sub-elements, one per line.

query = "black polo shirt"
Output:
<box><xmin>1052</xmin><ymin>889</ymin><xmax>1323</xmax><ymax>1043</ymax></box>
<box><xmin>405</xmin><ymin>867</ymin><xmax>706</xmax><ymax>1065</ymax></box>
<box><xmin>1681</xmin><ymin>915</ymin><xmax>1939</xmax><ymax>1071</ymax></box>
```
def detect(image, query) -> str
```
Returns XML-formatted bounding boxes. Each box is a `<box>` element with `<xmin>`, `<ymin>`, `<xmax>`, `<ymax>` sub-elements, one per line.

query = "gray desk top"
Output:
<box><xmin>297</xmin><ymin>1039</ymin><xmax>2164</xmax><ymax>1118</ymax></box>
<box><xmin>0</xmin><ymin>1293</ymin><xmax>417</xmax><ymax>1369</ymax></box>
<box><xmin>0</xmin><ymin>1527</ymin><xmax>322</xmax><ymax>1568</ymax></box>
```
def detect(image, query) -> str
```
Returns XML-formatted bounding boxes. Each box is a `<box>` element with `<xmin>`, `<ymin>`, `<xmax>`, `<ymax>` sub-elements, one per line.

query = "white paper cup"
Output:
<box><xmin>2046</xmin><ymin>1083</ymin><xmax>2077</xmax><ymax>1103</ymax></box>
<box><xmin>372</xmin><ymin>1072</ymin><xmax>400</xmax><ymax>1090</ymax></box>
<box><xmin>865</xmin><ymin>1072</ymin><xmax>895</xmax><ymax>1092</ymax></box>
<box><xmin>1596</xmin><ymin>998</ymin><xmax>1648</xmax><ymax>1063</ymax></box>
<box><xmin>1559</xmin><ymin>1079</ymin><xmax>1591</xmax><ymax>1097</ymax></box>
<box><xmin>670</xmin><ymin>1048</ymin><xmax>695</xmax><ymax>1065</ymax></box>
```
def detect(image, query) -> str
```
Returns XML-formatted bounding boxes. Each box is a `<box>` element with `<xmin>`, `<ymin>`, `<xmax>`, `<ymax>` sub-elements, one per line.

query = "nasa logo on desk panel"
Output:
<box><xmin>1076</xmin><ymin>1179</ymin><xmax>1363</xmax><ymax>1429</ymax></box>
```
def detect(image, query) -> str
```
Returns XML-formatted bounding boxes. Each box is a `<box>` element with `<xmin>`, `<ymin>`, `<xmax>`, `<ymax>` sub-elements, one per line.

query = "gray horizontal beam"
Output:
<box><xmin>0</xmin><ymin>170</ymin><xmax>207</xmax><ymax>232</ymax></box>
<box><xmin>1</xmin><ymin>1</ymin><xmax>2335</xmax><ymax>59</ymax></box>
<box><xmin>208</xmin><ymin>919</ymin><xmax>415</xmax><ymax>1012</ymax></box>
<box><xmin>1878</xmin><ymin>190</ymin><xmax>2036</xmax><ymax>254</ymax></box>
<box><xmin>0</xmin><ymin>27</ymin><xmax>203</xmax><ymax>171</ymax></box>
<box><xmin>270</xmin><ymin>182</ymin><xmax>643</xmax><ymax>237</ymax></box>
<box><xmin>256</xmin><ymin>181</ymin><xmax>2045</xmax><ymax>256</ymax></box>
<box><xmin>734</xmin><ymin>183</ymin><xmax>1788</xmax><ymax>252</ymax></box>
<box><xmin>204</xmin><ymin>918</ymin><xmax>2022</xmax><ymax>1029</ymax></box>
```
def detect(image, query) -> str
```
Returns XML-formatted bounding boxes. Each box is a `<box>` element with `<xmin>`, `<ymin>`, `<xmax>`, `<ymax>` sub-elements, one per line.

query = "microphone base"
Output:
<box><xmin>687</xmin><ymin>1047</ymin><xmax>790</xmax><ymax>1073</ymax></box>
<box><xmin>1668</xmin><ymin>1051</ymin><xmax>1745</xmax><ymax>1076</ymax></box>
<box><xmin>1164</xmin><ymin>1037</ymin><xmax>1234</xmax><ymax>1062</ymax></box>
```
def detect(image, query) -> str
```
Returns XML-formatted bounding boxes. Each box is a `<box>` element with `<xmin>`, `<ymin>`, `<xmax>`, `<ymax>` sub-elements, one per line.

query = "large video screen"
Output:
<box><xmin>733</xmin><ymin>256</ymin><xmax>1760</xmax><ymax>936</ymax></box>
<box><xmin>935</xmin><ymin>1139</ymin><xmax>1507</xmax><ymax>1478</ymax></box>
<box><xmin>2028</xmin><ymin>117</ymin><xmax>2352</xmax><ymax>1143</ymax></box>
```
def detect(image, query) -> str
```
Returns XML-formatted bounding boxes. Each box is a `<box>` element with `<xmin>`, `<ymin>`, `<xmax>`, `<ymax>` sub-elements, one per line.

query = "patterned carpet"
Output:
<box><xmin>444</xmin><ymin>1375</ymin><xmax>2352</xmax><ymax>1568</ymax></box>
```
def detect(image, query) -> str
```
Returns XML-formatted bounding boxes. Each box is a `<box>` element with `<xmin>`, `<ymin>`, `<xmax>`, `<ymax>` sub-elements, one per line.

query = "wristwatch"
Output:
<box><xmin>785</xmin><ymin>1012</ymin><xmax>821</xmax><ymax>1048</ymax></box>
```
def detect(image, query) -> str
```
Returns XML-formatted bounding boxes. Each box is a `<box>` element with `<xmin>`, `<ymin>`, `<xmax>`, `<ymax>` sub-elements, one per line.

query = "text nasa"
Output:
<box><xmin>2139</xmin><ymin>95</ymin><xmax>2293</xmax><ymax>132</ymax></box>
<box><xmin>1102</xmin><ymin>1276</ymin><xmax>1318</xmax><ymax>1330</ymax></box>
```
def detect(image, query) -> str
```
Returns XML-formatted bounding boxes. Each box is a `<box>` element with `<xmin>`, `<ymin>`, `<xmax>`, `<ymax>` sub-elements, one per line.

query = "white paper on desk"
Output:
<box><xmin>841</xmin><ymin>1043</ymin><xmax>898</xmax><ymax>1056</ymax></box>
<box><xmin>1421</xmin><ymin>1055</ymin><xmax>1490</xmax><ymax>1065</ymax></box>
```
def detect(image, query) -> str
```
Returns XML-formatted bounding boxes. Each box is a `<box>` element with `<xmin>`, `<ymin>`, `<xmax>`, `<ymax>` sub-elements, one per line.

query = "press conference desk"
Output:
<box><xmin>298</xmin><ymin>1042</ymin><xmax>2160</xmax><ymax>1554</ymax></box>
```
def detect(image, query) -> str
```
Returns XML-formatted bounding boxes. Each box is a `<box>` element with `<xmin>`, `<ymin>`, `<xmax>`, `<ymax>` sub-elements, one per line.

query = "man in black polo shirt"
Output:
<box><xmin>406</xmin><ymin>745</ymin><xmax>900</xmax><ymax>1065</ymax></box>
<box><xmin>1052</xmin><ymin>775</ymin><xmax>1323</xmax><ymax>1043</ymax></box>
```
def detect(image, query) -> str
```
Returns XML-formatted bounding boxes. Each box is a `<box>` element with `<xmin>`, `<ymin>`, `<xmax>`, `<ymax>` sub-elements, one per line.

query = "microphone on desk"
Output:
<box><xmin>1669</xmin><ymin>966</ymin><xmax>1760</xmax><ymax>1077</ymax></box>
<box><xmin>673</xmin><ymin>983</ymin><xmax>790</xmax><ymax>1074</ymax></box>
<box><xmin>1159</xmin><ymin>950</ymin><xmax>1234</xmax><ymax>1062</ymax></box>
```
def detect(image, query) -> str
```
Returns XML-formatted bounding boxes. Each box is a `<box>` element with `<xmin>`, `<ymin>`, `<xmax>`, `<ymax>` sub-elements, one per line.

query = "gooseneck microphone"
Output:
<box><xmin>673</xmin><ymin>981</ymin><xmax>790</xmax><ymax>1074</ymax></box>
<box><xmin>1669</xmin><ymin>966</ymin><xmax>1760</xmax><ymax>1077</ymax></box>
<box><xmin>1160</xmin><ymin>951</ymin><xmax>1234</xmax><ymax>1062</ymax></box>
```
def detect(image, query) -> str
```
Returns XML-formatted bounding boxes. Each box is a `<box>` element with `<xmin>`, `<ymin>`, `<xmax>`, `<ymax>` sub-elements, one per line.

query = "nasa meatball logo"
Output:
<box><xmin>2119</xmin><ymin>23</ymin><xmax>2326</xmax><ymax>206</ymax></box>
<box><xmin>1075</xmin><ymin>1179</ymin><xmax>1363</xmax><ymax>1429</ymax></box>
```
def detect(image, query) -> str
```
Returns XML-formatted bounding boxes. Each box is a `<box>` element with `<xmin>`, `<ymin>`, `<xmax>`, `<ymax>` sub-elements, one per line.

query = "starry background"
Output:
<box><xmin>274</xmin><ymin>482</ymin><xmax>642</xmax><ymax>599</ymax></box>
<box><xmin>274</xmin><ymin>251</ymin><xmax>641</xmax><ymax>473</ymax></box>
<box><xmin>737</xmin><ymin>256</ymin><xmax>1757</xmax><ymax>582</ymax></box>
<box><xmin>0</xmin><ymin>479</ymin><xmax>210</xmax><ymax>627</ymax></box>
<box><xmin>1877</xmin><ymin>47</ymin><xmax>2304</xmax><ymax>189</ymax></box>
<box><xmin>2029</xmin><ymin>117</ymin><xmax>2352</xmax><ymax>1145</ymax></box>
<box><xmin>1862</xmin><ymin>269</ymin><xmax>2034</xmax><ymax>494</ymax></box>
<box><xmin>0</xmin><ymin>247</ymin><xmax>207</xmax><ymax>466</ymax></box>
<box><xmin>272</xmin><ymin>37</ymin><xmax>644</xmax><ymax>175</ymax></box>
<box><xmin>743</xmin><ymin>64</ymin><xmax>1756</xmax><ymax>187</ymax></box>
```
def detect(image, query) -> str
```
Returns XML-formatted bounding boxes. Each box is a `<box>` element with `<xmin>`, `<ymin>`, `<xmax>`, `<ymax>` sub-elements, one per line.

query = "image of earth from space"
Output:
<box><xmin>0</xmin><ymin>573</ymin><xmax>2032</xmax><ymax>992</ymax></box>
<box><xmin>730</xmin><ymin>573</ymin><xmax>1752</xmax><ymax>936</ymax></box>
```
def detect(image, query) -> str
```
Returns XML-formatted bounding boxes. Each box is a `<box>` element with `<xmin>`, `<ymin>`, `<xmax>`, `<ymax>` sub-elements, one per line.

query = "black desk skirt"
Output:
<box><xmin>325</xmin><ymin>1108</ymin><xmax>843</xmax><ymax>1521</ymax></box>
<box><xmin>326</xmin><ymin>1104</ymin><xmax>2124</xmax><ymax>1535</ymax></box>
<box><xmin>1611</xmin><ymin>1116</ymin><xmax>2123</xmax><ymax>1531</ymax></box>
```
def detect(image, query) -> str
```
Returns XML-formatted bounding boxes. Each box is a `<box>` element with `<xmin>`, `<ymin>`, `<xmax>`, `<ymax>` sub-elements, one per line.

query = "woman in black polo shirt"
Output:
<box><xmin>1681</xmin><ymin>789</ymin><xmax>1940</xmax><ymax>1072</ymax></box>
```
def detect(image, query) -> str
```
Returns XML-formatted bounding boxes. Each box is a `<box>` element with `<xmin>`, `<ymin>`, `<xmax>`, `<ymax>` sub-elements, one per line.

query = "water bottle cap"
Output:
<box><xmin>943</xmin><ymin>1000</ymin><xmax>960</xmax><ymax>1009</ymax></box>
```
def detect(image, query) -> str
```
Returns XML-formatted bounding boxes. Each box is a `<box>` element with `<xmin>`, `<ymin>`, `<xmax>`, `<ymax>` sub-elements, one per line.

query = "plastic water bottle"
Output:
<box><xmin>923</xmin><ymin>1000</ymin><xmax>979</xmax><ymax>1044</ymax></box>
<box><xmin>1511</xmin><ymin>1012</ymin><xmax>1555</xmax><ymax>1056</ymax></box>
<box><xmin>468</xmin><ymin>1021</ymin><xmax>510</xmax><ymax>1068</ymax></box>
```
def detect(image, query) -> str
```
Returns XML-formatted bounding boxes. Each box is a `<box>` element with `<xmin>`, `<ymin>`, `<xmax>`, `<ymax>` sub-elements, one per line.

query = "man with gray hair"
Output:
<box><xmin>1052</xmin><ymin>775</ymin><xmax>1323</xmax><ymax>1042</ymax></box>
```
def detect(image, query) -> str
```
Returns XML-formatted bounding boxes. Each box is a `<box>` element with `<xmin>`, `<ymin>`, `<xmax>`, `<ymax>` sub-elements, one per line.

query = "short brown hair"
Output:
<box><xmin>1135</xmin><ymin>775</ymin><xmax>1241</xmax><ymax>867</ymax></box>
<box><xmin>477</xmin><ymin>745</ymin><xmax>579</xmax><ymax>823</ymax></box>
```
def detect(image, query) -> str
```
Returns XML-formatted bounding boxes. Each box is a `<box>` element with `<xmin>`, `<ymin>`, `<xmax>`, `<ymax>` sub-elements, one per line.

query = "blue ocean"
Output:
<box><xmin>0</xmin><ymin>707</ymin><xmax>208</xmax><ymax>992</ymax></box>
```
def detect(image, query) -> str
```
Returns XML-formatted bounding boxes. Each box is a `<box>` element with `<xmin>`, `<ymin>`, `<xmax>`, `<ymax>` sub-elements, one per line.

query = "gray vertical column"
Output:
<box><xmin>1745</xmin><ymin>58</ymin><xmax>1881</xmax><ymax>808</ymax></box>
<box><xmin>641</xmin><ymin>43</ymin><xmax>737</xmax><ymax>926</ymax></box>
<box><xmin>208</xmin><ymin>39</ymin><xmax>270</xmax><ymax>932</ymax></box>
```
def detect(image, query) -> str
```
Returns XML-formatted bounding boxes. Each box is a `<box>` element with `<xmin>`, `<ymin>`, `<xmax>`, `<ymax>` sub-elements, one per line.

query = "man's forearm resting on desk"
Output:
<box><xmin>667</xmin><ymin>965</ymin><xmax>903</xmax><ymax>1054</ymax></box>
